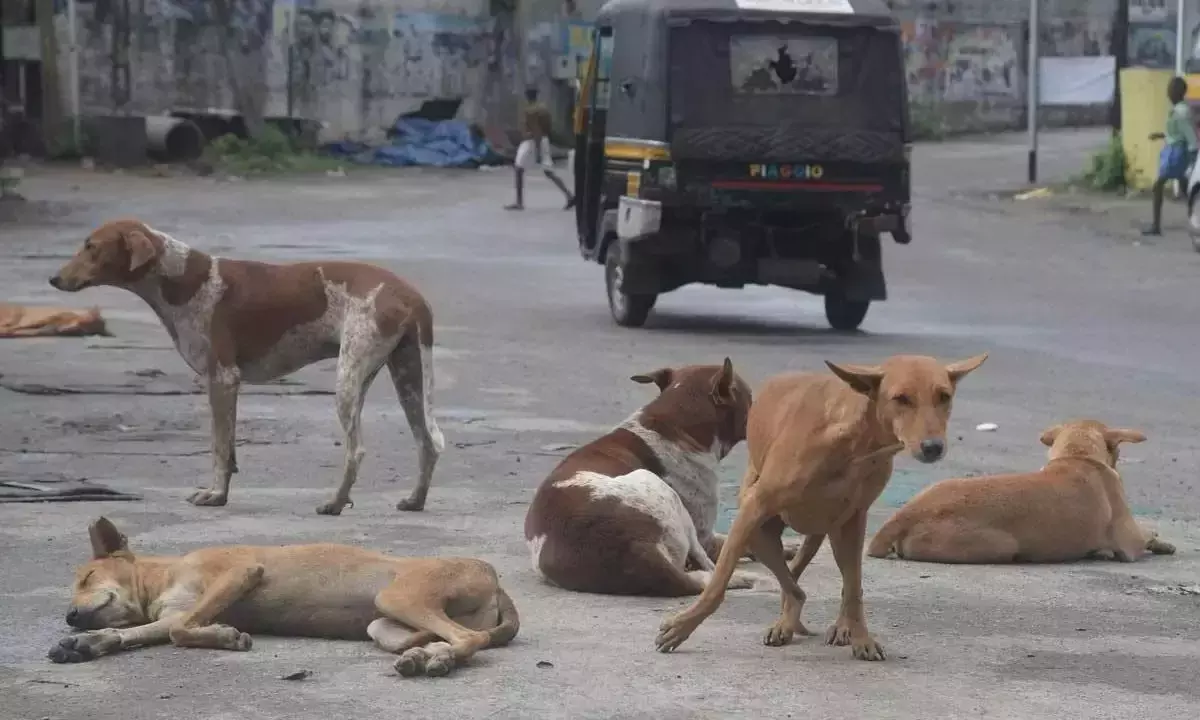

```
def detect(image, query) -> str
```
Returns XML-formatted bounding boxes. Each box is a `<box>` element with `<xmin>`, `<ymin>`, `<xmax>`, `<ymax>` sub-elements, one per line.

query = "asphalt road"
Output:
<box><xmin>2</xmin><ymin>128</ymin><xmax>1199</xmax><ymax>720</ymax></box>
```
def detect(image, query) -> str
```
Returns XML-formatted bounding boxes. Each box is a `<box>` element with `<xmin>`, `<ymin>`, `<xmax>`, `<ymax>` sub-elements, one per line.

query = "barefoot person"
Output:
<box><xmin>1144</xmin><ymin>76</ymin><xmax>1198</xmax><ymax>236</ymax></box>
<box><xmin>506</xmin><ymin>87</ymin><xmax>575</xmax><ymax>211</ymax></box>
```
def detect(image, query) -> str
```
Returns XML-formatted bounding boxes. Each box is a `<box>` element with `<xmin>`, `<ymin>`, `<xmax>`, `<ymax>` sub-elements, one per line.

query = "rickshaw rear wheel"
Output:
<box><xmin>605</xmin><ymin>244</ymin><xmax>657</xmax><ymax>327</ymax></box>
<box><xmin>824</xmin><ymin>290</ymin><xmax>870</xmax><ymax>331</ymax></box>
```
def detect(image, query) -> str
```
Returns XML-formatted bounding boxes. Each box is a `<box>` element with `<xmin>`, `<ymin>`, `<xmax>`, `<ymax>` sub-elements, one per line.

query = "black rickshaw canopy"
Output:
<box><xmin>595</xmin><ymin>0</ymin><xmax>899</xmax><ymax>28</ymax></box>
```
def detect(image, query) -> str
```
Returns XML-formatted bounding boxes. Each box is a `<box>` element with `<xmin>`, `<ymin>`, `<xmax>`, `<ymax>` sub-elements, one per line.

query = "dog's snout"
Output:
<box><xmin>65</xmin><ymin>609</ymin><xmax>81</xmax><ymax>628</ymax></box>
<box><xmin>918</xmin><ymin>438</ymin><xmax>946</xmax><ymax>463</ymax></box>
<box><xmin>49</xmin><ymin>275</ymin><xmax>62</xmax><ymax>289</ymax></box>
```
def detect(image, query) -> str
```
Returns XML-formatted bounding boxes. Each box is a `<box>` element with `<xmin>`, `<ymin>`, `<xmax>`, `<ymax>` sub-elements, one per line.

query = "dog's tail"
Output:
<box><xmin>866</xmin><ymin>515</ymin><xmax>907</xmax><ymax>559</ymax></box>
<box><xmin>487</xmin><ymin>586</ymin><xmax>520</xmax><ymax>647</ymax></box>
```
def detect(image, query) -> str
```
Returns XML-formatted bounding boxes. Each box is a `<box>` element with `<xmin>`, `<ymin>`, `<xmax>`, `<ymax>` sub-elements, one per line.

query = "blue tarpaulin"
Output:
<box><xmin>324</xmin><ymin>117</ymin><xmax>502</xmax><ymax>169</ymax></box>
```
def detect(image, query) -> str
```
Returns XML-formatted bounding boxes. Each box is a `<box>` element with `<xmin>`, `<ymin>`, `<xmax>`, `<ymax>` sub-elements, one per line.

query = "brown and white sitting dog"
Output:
<box><xmin>524</xmin><ymin>359</ymin><xmax>764</xmax><ymax>596</ymax></box>
<box><xmin>867</xmin><ymin>419</ymin><xmax>1177</xmax><ymax>563</ymax></box>
<box><xmin>49</xmin><ymin>219</ymin><xmax>444</xmax><ymax>515</ymax></box>
<box><xmin>49</xmin><ymin>517</ymin><xmax>519</xmax><ymax>678</ymax></box>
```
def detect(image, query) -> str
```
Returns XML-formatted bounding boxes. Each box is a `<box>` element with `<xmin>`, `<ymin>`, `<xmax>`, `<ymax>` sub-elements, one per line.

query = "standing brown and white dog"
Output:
<box><xmin>49</xmin><ymin>218</ymin><xmax>444</xmax><ymax>515</ymax></box>
<box><xmin>524</xmin><ymin>359</ymin><xmax>763</xmax><ymax>596</ymax></box>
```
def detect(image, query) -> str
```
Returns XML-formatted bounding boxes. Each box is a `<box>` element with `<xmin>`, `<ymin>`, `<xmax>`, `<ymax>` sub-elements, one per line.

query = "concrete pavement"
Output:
<box><xmin>2</xmin><ymin>128</ymin><xmax>1199</xmax><ymax>719</ymax></box>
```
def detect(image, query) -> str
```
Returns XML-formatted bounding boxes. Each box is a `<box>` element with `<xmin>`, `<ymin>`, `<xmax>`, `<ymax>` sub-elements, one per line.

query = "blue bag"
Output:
<box><xmin>1159</xmin><ymin>142</ymin><xmax>1188</xmax><ymax>181</ymax></box>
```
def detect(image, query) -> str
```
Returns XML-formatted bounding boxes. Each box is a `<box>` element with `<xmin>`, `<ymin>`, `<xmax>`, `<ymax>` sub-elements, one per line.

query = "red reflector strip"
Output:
<box><xmin>712</xmin><ymin>180</ymin><xmax>885</xmax><ymax>192</ymax></box>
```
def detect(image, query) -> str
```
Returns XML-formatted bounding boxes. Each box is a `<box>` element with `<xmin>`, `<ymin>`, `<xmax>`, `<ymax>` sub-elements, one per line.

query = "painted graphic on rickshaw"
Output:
<box><xmin>730</xmin><ymin>35</ymin><xmax>839</xmax><ymax>95</ymax></box>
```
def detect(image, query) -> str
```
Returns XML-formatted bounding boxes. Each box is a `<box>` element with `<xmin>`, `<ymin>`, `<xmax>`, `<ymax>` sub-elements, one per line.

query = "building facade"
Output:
<box><xmin>0</xmin><ymin>0</ymin><xmax>1196</xmax><ymax>145</ymax></box>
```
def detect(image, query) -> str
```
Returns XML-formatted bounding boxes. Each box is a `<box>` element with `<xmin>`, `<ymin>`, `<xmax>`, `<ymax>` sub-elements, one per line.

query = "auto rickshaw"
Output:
<box><xmin>571</xmin><ymin>0</ymin><xmax>912</xmax><ymax>330</ymax></box>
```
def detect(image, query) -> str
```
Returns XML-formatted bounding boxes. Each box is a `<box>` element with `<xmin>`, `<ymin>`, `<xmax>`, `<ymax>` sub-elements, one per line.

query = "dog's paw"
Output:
<box><xmin>225</xmin><ymin>628</ymin><xmax>253</xmax><ymax>651</ymax></box>
<box><xmin>315</xmin><ymin>499</ymin><xmax>350</xmax><ymax>516</ymax></box>
<box><xmin>187</xmin><ymin>489</ymin><xmax>228</xmax><ymax>507</ymax></box>
<box><xmin>395</xmin><ymin>647</ymin><xmax>428</xmax><ymax>677</ymax></box>
<box><xmin>422</xmin><ymin>642</ymin><xmax>456</xmax><ymax>678</ymax></box>
<box><xmin>824</xmin><ymin>623</ymin><xmax>853</xmax><ymax>647</ymax></box>
<box><xmin>47</xmin><ymin>630</ymin><xmax>118</xmax><ymax>664</ymax></box>
<box><xmin>763</xmin><ymin>622</ymin><xmax>794</xmax><ymax>647</ymax></box>
<box><xmin>655</xmin><ymin>614</ymin><xmax>699</xmax><ymax>653</ymax></box>
<box><xmin>851</xmin><ymin>637</ymin><xmax>886</xmax><ymax>662</ymax></box>
<box><xmin>1146</xmin><ymin>534</ymin><xmax>1177</xmax><ymax>555</ymax></box>
<box><xmin>395</xmin><ymin>497</ymin><xmax>426</xmax><ymax>512</ymax></box>
<box><xmin>763</xmin><ymin>618</ymin><xmax>813</xmax><ymax>647</ymax></box>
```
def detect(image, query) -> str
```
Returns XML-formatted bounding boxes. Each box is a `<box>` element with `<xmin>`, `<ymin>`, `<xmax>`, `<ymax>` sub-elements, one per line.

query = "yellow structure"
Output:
<box><xmin>1120</xmin><ymin>69</ymin><xmax>1200</xmax><ymax>190</ymax></box>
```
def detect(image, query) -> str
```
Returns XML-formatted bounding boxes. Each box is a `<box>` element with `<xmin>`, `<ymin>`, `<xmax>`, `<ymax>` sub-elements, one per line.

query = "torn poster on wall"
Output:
<box><xmin>943</xmin><ymin>25</ymin><xmax>1020</xmax><ymax>101</ymax></box>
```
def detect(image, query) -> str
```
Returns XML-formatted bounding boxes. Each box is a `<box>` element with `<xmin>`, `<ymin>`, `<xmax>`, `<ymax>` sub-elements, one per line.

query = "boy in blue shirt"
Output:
<box><xmin>1144</xmin><ymin>76</ymin><xmax>1198</xmax><ymax>236</ymax></box>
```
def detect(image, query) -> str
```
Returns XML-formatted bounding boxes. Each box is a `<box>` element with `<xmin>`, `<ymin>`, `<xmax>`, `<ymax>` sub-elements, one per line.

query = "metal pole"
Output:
<box><xmin>67</xmin><ymin>0</ymin><xmax>80</xmax><ymax>150</ymax></box>
<box><xmin>1027</xmin><ymin>0</ymin><xmax>1040</xmax><ymax>185</ymax></box>
<box><xmin>1176</xmin><ymin>0</ymin><xmax>1187</xmax><ymax>76</ymax></box>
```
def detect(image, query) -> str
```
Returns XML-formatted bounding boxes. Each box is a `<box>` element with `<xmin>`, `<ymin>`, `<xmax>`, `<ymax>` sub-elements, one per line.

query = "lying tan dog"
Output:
<box><xmin>0</xmin><ymin>301</ymin><xmax>108</xmax><ymax>338</ymax></box>
<box><xmin>867</xmin><ymin>419</ymin><xmax>1177</xmax><ymax>563</ymax></box>
<box><xmin>525</xmin><ymin>359</ymin><xmax>766</xmax><ymax>596</ymax></box>
<box><xmin>49</xmin><ymin>517</ymin><xmax>519</xmax><ymax>678</ymax></box>
<box><xmin>655</xmin><ymin>353</ymin><xmax>987</xmax><ymax>661</ymax></box>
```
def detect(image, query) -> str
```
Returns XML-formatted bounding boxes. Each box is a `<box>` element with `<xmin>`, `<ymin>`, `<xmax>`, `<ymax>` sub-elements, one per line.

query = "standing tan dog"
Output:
<box><xmin>49</xmin><ymin>219</ymin><xmax>444</xmax><ymax>515</ymax></box>
<box><xmin>525</xmin><ymin>360</ymin><xmax>766</xmax><ymax>596</ymax></box>
<box><xmin>655</xmin><ymin>353</ymin><xmax>987</xmax><ymax>661</ymax></box>
<box><xmin>866</xmin><ymin>419</ymin><xmax>1177</xmax><ymax>563</ymax></box>
<box><xmin>49</xmin><ymin>517</ymin><xmax>519</xmax><ymax>678</ymax></box>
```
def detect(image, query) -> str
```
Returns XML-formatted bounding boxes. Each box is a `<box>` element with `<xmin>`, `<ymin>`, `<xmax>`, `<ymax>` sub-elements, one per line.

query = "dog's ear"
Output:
<box><xmin>710</xmin><ymin>357</ymin><xmax>736</xmax><ymax>405</ymax></box>
<box><xmin>88</xmin><ymin>517</ymin><xmax>130</xmax><ymax>559</ymax></box>
<box><xmin>826</xmin><ymin>361</ymin><xmax>884</xmax><ymax>395</ymax></box>
<box><xmin>1104</xmin><ymin>428</ymin><xmax>1147</xmax><ymax>447</ymax></box>
<box><xmin>630</xmin><ymin>368</ymin><xmax>673</xmax><ymax>392</ymax></box>
<box><xmin>125</xmin><ymin>229</ymin><xmax>158</xmax><ymax>273</ymax></box>
<box><xmin>1039</xmin><ymin>424</ymin><xmax>1062</xmax><ymax>447</ymax></box>
<box><xmin>945</xmin><ymin>353</ymin><xmax>988</xmax><ymax>385</ymax></box>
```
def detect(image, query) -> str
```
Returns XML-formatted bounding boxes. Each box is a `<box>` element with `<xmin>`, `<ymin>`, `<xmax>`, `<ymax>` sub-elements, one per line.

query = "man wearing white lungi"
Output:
<box><xmin>506</xmin><ymin>87</ymin><xmax>575</xmax><ymax>211</ymax></box>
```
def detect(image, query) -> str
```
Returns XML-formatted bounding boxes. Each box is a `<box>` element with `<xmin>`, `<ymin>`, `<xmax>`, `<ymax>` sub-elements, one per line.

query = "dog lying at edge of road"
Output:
<box><xmin>48</xmin><ymin>218</ymin><xmax>445</xmax><ymax>515</ymax></box>
<box><xmin>654</xmin><ymin>353</ymin><xmax>988</xmax><ymax>661</ymax></box>
<box><xmin>525</xmin><ymin>359</ymin><xmax>779</xmax><ymax>596</ymax></box>
<box><xmin>865</xmin><ymin>419</ymin><xmax>1177</xmax><ymax>564</ymax></box>
<box><xmin>49</xmin><ymin>517</ymin><xmax>519</xmax><ymax>678</ymax></box>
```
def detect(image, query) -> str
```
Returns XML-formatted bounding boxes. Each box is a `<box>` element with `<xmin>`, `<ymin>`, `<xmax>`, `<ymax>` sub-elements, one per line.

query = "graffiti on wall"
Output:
<box><xmin>942</xmin><ymin>25</ymin><xmax>1020</xmax><ymax>101</ymax></box>
<box><xmin>359</xmin><ymin>12</ymin><xmax>489</xmax><ymax>102</ymax></box>
<box><xmin>900</xmin><ymin>19</ymin><xmax>943</xmax><ymax>99</ymax></box>
<box><xmin>1040</xmin><ymin>18</ymin><xmax>1111</xmax><ymax>58</ymax></box>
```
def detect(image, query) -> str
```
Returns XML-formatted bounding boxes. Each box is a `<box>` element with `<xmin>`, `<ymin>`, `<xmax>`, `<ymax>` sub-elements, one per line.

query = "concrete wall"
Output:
<box><xmin>55</xmin><ymin>0</ymin><xmax>520</xmax><ymax>140</ymax></box>
<box><xmin>42</xmin><ymin>0</ymin><xmax>1151</xmax><ymax>142</ymax></box>
<box><xmin>888</xmin><ymin>0</ymin><xmax>1119</xmax><ymax>136</ymax></box>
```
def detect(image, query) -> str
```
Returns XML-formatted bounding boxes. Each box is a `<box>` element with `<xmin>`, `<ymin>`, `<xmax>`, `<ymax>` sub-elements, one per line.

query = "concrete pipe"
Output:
<box><xmin>145</xmin><ymin>116</ymin><xmax>206</xmax><ymax>163</ymax></box>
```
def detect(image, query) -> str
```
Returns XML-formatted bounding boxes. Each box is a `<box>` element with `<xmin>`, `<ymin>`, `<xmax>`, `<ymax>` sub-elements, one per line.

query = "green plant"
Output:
<box><xmin>1078</xmin><ymin>133</ymin><xmax>1126</xmax><ymax>192</ymax></box>
<box><xmin>202</xmin><ymin>125</ymin><xmax>343</xmax><ymax>175</ymax></box>
<box><xmin>907</xmin><ymin>100</ymin><xmax>946</xmax><ymax>141</ymax></box>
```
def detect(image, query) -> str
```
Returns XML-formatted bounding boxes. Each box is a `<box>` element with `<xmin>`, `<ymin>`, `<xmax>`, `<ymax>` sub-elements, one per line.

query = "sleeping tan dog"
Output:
<box><xmin>49</xmin><ymin>517</ymin><xmax>519</xmax><ymax>678</ymax></box>
<box><xmin>867</xmin><ymin>419</ymin><xmax>1177</xmax><ymax>563</ymax></box>
<box><xmin>655</xmin><ymin>353</ymin><xmax>987</xmax><ymax>661</ymax></box>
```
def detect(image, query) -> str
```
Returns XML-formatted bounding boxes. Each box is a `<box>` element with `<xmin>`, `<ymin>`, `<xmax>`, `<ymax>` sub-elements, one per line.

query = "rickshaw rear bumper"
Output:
<box><xmin>616</xmin><ymin>196</ymin><xmax>663</xmax><ymax>241</ymax></box>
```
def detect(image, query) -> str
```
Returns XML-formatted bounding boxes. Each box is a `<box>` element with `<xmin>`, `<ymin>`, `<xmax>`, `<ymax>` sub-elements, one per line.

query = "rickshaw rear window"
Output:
<box><xmin>730</xmin><ymin>35</ymin><xmax>838</xmax><ymax>96</ymax></box>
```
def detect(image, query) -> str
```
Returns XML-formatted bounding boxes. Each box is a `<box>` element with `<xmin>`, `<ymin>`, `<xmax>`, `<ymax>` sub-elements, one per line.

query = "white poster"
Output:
<box><xmin>1038</xmin><ymin>56</ymin><xmax>1116</xmax><ymax>106</ymax></box>
<box><xmin>733</xmin><ymin>0</ymin><xmax>855</xmax><ymax>14</ymax></box>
